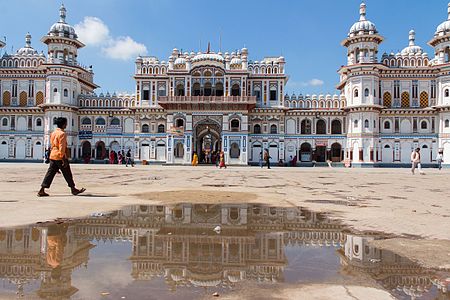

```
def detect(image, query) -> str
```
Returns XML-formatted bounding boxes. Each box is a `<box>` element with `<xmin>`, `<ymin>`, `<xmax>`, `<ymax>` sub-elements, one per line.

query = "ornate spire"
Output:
<box><xmin>25</xmin><ymin>32</ymin><xmax>31</xmax><ymax>48</ymax></box>
<box><xmin>59</xmin><ymin>3</ymin><xmax>66</xmax><ymax>23</ymax></box>
<box><xmin>359</xmin><ymin>2</ymin><xmax>367</xmax><ymax>21</ymax></box>
<box><xmin>409</xmin><ymin>30</ymin><xmax>415</xmax><ymax>46</ymax></box>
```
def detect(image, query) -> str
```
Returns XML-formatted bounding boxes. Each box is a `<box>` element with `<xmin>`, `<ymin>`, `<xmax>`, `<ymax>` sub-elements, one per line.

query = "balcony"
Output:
<box><xmin>106</xmin><ymin>125</ymin><xmax>123</xmax><ymax>134</ymax></box>
<box><xmin>158</xmin><ymin>96</ymin><xmax>256</xmax><ymax>110</ymax></box>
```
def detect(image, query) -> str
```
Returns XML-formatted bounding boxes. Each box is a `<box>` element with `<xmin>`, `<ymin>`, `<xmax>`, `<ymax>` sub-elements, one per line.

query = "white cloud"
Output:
<box><xmin>75</xmin><ymin>17</ymin><xmax>110</xmax><ymax>46</ymax></box>
<box><xmin>75</xmin><ymin>16</ymin><xmax>147</xmax><ymax>61</ymax></box>
<box><xmin>103</xmin><ymin>36</ymin><xmax>147</xmax><ymax>61</ymax></box>
<box><xmin>306</xmin><ymin>78</ymin><xmax>324</xmax><ymax>86</ymax></box>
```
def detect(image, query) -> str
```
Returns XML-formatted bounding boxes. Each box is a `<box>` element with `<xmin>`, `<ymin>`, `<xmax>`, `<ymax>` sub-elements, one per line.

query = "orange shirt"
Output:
<box><xmin>50</xmin><ymin>128</ymin><xmax>67</xmax><ymax>160</ymax></box>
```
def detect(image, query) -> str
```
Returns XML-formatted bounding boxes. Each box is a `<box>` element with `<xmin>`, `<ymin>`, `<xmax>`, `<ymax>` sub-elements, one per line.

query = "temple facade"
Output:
<box><xmin>1</xmin><ymin>3</ymin><xmax>450</xmax><ymax>166</ymax></box>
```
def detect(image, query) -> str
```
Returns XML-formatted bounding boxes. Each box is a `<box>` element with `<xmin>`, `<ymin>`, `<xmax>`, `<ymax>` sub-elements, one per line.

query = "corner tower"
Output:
<box><xmin>338</xmin><ymin>3</ymin><xmax>383</xmax><ymax>166</ymax></box>
<box><xmin>41</xmin><ymin>5</ymin><xmax>98</xmax><ymax>159</ymax></box>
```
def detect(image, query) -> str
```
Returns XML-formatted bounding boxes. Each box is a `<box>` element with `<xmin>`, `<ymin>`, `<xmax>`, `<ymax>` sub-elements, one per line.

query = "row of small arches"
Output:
<box><xmin>0</xmin><ymin>58</ymin><xmax>43</xmax><ymax>68</ymax></box>
<box><xmin>141</xmin><ymin>66</ymin><xmax>167</xmax><ymax>75</ymax></box>
<box><xmin>284</xmin><ymin>100</ymin><xmax>346</xmax><ymax>109</ymax></box>
<box><xmin>248</xmin><ymin>66</ymin><xmax>280</xmax><ymax>74</ymax></box>
<box><xmin>79</xmin><ymin>98</ymin><xmax>134</xmax><ymax>108</ymax></box>
<box><xmin>382</xmin><ymin>58</ymin><xmax>429</xmax><ymax>68</ymax></box>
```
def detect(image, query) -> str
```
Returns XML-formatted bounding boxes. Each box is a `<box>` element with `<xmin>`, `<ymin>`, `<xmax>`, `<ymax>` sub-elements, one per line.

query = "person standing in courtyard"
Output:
<box><xmin>126</xmin><ymin>148</ymin><xmax>135</xmax><ymax>167</ymax></box>
<box><xmin>37</xmin><ymin>117</ymin><xmax>85</xmax><ymax>197</ymax></box>
<box><xmin>264</xmin><ymin>149</ymin><xmax>271</xmax><ymax>169</ymax></box>
<box><xmin>192</xmin><ymin>152</ymin><xmax>199</xmax><ymax>166</ymax></box>
<box><xmin>436</xmin><ymin>150</ymin><xmax>443</xmax><ymax>170</ymax></box>
<box><xmin>259</xmin><ymin>151</ymin><xmax>263</xmax><ymax>168</ymax></box>
<box><xmin>411</xmin><ymin>147</ymin><xmax>425</xmax><ymax>175</ymax></box>
<box><xmin>219</xmin><ymin>151</ymin><xmax>227</xmax><ymax>169</ymax></box>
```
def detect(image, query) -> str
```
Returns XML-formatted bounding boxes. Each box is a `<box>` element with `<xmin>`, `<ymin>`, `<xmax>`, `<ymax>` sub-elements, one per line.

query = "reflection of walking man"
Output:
<box><xmin>411</xmin><ymin>147</ymin><xmax>425</xmax><ymax>175</ymax></box>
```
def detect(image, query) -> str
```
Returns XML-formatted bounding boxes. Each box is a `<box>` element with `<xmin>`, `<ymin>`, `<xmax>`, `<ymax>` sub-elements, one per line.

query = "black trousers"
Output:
<box><xmin>41</xmin><ymin>159</ymin><xmax>75</xmax><ymax>188</ymax></box>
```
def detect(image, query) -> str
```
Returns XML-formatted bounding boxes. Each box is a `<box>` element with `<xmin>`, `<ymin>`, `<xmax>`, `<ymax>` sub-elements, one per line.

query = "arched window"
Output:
<box><xmin>215</xmin><ymin>82</ymin><xmax>224</xmax><ymax>96</ymax></box>
<box><xmin>445</xmin><ymin>119</ymin><xmax>450</xmax><ymax>128</ymax></box>
<box><xmin>364</xmin><ymin>119</ymin><xmax>369</xmax><ymax>128</ymax></box>
<box><xmin>230</xmin><ymin>143</ymin><xmax>240</xmax><ymax>158</ymax></box>
<box><xmin>63</xmin><ymin>89</ymin><xmax>68</xmax><ymax>97</ymax></box>
<box><xmin>176</xmin><ymin>119</ymin><xmax>184</xmax><ymax>128</ymax></box>
<box><xmin>384</xmin><ymin>121</ymin><xmax>390</xmax><ymax>129</ymax></box>
<box><xmin>95</xmin><ymin>117</ymin><xmax>106</xmax><ymax>126</ymax></box>
<box><xmin>230</xmin><ymin>119</ymin><xmax>240</xmax><ymax>132</ymax></box>
<box><xmin>316</xmin><ymin>119</ymin><xmax>326</xmax><ymax>134</ymax></box>
<box><xmin>157</xmin><ymin>124</ymin><xmax>165</xmax><ymax>133</ymax></box>
<box><xmin>53</xmin><ymin>88</ymin><xmax>58</xmax><ymax>93</ymax></box>
<box><xmin>354</xmin><ymin>120</ymin><xmax>358</xmax><ymax>128</ymax></box>
<box><xmin>231</xmin><ymin>84</ymin><xmax>240</xmax><ymax>96</ymax></box>
<box><xmin>110</xmin><ymin>117</ymin><xmax>120</xmax><ymax>126</ymax></box>
<box><xmin>141</xmin><ymin>124</ymin><xmax>149</xmax><ymax>133</ymax></box>
<box><xmin>331</xmin><ymin>120</ymin><xmax>342</xmax><ymax>134</ymax></box>
<box><xmin>2</xmin><ymin>118</ymin><xmax>8</xmax><ymax>127</ymax></box>
<box><xmin>36</xmin><ymin>118</ymin><xmax>42</xmax><ymax>127</ymax></box>
<box><xmin>253</xmin><ymin>124</ymin><xmax>261</xmax><ymax>134</ymax></box>
<box><xmin>301</xmin><ymin>119</ymin><xmax>312</xmax><ymax>134</ymax></box>
<box><xmin>354</xmin><ymin>89</ymin><xmax>359</xmax><ymax>97</ymax></box>
<box><xmin>421</xmin><ymin>121</ymin><xmax>427</xmax><ymax>130</ymax></box>
<box><xmin>270</xmin><ymin>124</ymin><xmax>277</xmax><ymax>134</ymax></box>
<box><xmin>364</xmin><ymin>88</ymin><xmax>369</xmax><ymax>97</ymax></box>
<box><xmin>176</xmin><ymin>84</ymin><xmax>185</xmax><ymax>96</ymax></box>
<box><xmin>82</xmin><ymin>117</ymin><xmax>92</xmax><ymax>125</ymax></box>
<box><xmin>445</xmin><ymin>89</ymin><xmax>449</xmax><ymax>97</ymax></box>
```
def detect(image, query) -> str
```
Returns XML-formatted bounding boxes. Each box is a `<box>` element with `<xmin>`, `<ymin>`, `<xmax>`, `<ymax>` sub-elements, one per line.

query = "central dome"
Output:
<box><xmin>401</xmin><ymin>30</ymin><xmax>423</xmax><ymax>55</ymax></box>
<box><xmin>191</xmin><ymin>52</ymin><xmax>224</xmax><ymax>63</ymax></box>
<box><xmin>17</xmin><ymin>33</ymin><xmax>38</xmax><ymax>56</ymax></box>
<box><xmin>348</xmin><ymin>3</ymin><xmax>377</xmax><ymax>37</ymax></box>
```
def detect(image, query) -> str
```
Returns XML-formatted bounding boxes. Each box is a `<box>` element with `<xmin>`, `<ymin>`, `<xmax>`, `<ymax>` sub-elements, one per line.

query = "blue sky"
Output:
<box><xmin>0</xmin><ymin>0</ymin><xmax>449</xmax><ymax>95</ymax></box>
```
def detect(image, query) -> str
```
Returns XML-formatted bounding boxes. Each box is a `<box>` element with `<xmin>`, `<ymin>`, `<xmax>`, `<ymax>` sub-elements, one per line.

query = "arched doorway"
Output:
<box><xmin>96</xmin><ymin>141</ymin><xmax>106</xmax><ymax>159</ymax></box>
<box><xmin>33</xmin><ymin>141</ymin><xmax>43</xmax><ymax>160</ymax></box>
<box><xmin>300</xmin><ymin>143</ymin><xmax>312</xmax><ymax>162</ymax></box>
<box><xmin>174</xmin><ymin>142</ymin><xmax>184</xmax><ymax>159</ymax></box>
<box><xmin>382</xmin><ymin>144</ymin><xmax>393</xmax><ymax>163</ymax></box>
<box><xmin>194</xmin><ymin>121</ymin><xmax>222</xmax><ymax>164</ymax></box>
<box><xmin>0</xmin><ymin>141</ymin><xmax>8</xmax><ymax>159</ymax></box>
<box><xmin>15</xmin><ymin>140</ymin><xmax>26</xmax><ymax>159</ymax></box>
<box><xmin>331</xmin><ymin>120</ymin><xmax>342</xmax><ymax>134</ymax></box>
<box><xmin>230</xmin><ymin>142</ymin><xmax>240</xmax><ymax>159</ymax></box>
<box><xmin>156</xmin><ymin>141</ymin><xmax>166</xmax><ymax>161</ymax></box>
<box><xmin>330</xmin><ymin>143</ymin><xmax>342</xmax><ymax>162</ymax></box>
<box><xmin>316</xmin><ymin>119</ymin><xmax>326</xmax><ymax>134</ymax></box>
<box><xmin>81</xmin><ymin>141</ymin><xmax>92</xmax><ymax>160</ymax></box>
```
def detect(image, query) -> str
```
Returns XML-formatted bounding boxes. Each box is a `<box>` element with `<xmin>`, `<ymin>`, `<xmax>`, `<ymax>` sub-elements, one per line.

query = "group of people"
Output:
<box><xmin>192</xmin><ymin>151</ymin><xmax>227</xmax><ymax>168</ymax></box>
<box><xmin>411</xmin><ymin>148</ymin><xmax>445</xmax><ymax>175</ymax></box>
<box><xmin>108</xmin><ymin>149</ymin><xmax>135</xmax><ymax>167</ymax></box>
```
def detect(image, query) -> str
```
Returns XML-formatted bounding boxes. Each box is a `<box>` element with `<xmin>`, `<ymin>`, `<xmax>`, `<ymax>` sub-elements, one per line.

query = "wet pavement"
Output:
<box><xmin>0</xmin><ymin>204</ymin><xmax>448</xmax><ymax>299</ymax></box>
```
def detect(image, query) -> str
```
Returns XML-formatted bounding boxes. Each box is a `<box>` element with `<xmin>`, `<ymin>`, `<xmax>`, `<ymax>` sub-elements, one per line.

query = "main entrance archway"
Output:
<box><xmin>193</xmin><ymin>120</ymin><xmax>222</xmax><ymax>164</ymax></box>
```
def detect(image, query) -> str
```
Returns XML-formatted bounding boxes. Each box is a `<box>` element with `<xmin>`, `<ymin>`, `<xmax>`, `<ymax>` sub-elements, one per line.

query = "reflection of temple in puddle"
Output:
<box><xmin>0</xmin><ymin>204</ymin><xmax>448</xmax><ymax>299</ymax></box>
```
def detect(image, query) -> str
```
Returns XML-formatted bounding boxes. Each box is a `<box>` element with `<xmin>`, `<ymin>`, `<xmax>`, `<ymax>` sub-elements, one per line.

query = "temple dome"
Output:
<box><xmin>16</xmin><ymin>33</ymin><xmax>38</xmax><ymax>56</ymax></box>
<box><xmin>401</xmin><ymin>30</ymin><xmax>423</xmax><ymax>55</ymax></box>
<box><xmin>348</xmin><ymin>3</ymin><xmax>377</xmax><ymax>37</ymax></box>
<box><xmin>48</xmin><ymin>4</ymin><xmax>78</xmax><ymax>39</ymax></box>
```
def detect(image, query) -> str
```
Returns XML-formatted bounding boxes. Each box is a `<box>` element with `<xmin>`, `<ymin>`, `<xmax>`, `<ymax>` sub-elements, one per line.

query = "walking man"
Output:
<box><xmin>411</xmin><ymin>147</ymin><xmax>425</xmax><ymax>175</ymax></box>
<box><xmin>264</xmin><ymin>149</ymin><xmax>271</xmax><ymax>169</ymax></box>
<box><xmin>126</xmin><ymin>148</ymin><xmax>135</xmax><ymax>167</ymax></box>
<box><xmin>259</xmin><ymin>151</ymin><xmax>263</xmax><ymax>168</ymax></box>
<box><xmin>37</xmin><ymin>117</ymin><xmax>85</xmax><ymax>197</ymax></box>
<box><xmin>436</xmin><ymin>150</ymin><xmax>444</xmax><ymax>170</ymax></box>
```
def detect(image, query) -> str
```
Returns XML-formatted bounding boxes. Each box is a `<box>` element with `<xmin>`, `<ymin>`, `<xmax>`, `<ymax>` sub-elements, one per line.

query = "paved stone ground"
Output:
<box><xmin>0</xmin><ymin>163</ymin><xmax>449</xmax><ymax>269</ymax></box>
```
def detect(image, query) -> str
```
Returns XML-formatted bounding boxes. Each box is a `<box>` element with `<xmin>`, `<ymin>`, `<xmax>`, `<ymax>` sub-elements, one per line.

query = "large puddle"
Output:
<box><xmin>0</xmin><ymin>204</ymin><xmax>448</xmax><ymax>299</ymax></box>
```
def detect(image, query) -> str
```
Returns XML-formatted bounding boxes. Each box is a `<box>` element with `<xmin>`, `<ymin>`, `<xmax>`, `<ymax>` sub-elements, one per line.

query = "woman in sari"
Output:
<box><xmin>219</xmin><ymin>151</ymin><xmax>227</xmax><ymax>169</ymax></box>
<box><xmin>192</xmin><ymin>152</ymin><xmax>199</xmax><ymax>166</ymax></box>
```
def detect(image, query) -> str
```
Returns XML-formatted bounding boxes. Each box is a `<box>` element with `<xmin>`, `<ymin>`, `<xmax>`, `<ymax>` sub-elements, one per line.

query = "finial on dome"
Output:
<box><xmin>447</xmin><ymin>2</ymin><xmax>450</xmax><ymax>20</ymax></box>
<box><xmin>409</xmin><ymin>30</ymin><xmax>415</xmax><ymax>46</ymax></box>
<box><xmin>25</xmin><ymin>32</ymin><xmax>31</xmax><ymax>47</ymax></box>
<box><xmin>359</xmin><ymin>2</ymin><xmax>367</xmax><ymax>21</ymax></box>
<box><xmin>59</xmin><ymin>4</ymin><xmax>66</xmax><ymax>23</ymax></box>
